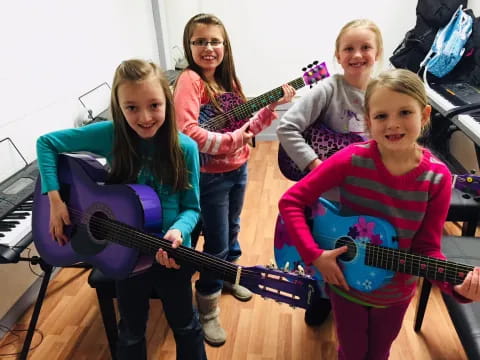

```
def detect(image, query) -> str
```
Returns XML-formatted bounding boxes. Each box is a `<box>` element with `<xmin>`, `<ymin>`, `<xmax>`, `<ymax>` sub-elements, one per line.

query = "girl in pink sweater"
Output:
<box><xmin>174</xmin><ymin>13</ymin><xmax>295</xmax><ymax>346</ymax></box>
<box><xmin>279</xmin><ymin>68</ymin><xmax>480</xmax><ymax>359</ymax></box>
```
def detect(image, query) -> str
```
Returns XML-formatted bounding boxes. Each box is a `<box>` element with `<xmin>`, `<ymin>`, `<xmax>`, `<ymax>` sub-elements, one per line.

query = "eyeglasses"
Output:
<box><xmin>190</xmin><ymin>40</ymin><xmax>224</xmax><ymax>48</ymax></box>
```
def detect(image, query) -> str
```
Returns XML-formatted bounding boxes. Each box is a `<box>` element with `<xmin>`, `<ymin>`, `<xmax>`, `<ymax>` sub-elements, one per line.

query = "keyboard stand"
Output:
<box><xmin>18</xmin><ymin>256</ymin><xmax>52</xmax><ymax>360</ymax></box>
<box><xmin>13</xmin><ymin>256</ymin><xmax>91</xmax><ymax>360</ymax></box>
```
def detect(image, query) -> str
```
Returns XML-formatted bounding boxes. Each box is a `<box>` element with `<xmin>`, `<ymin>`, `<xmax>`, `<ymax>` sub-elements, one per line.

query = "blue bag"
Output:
<box><xmin>420</xmin><ymin>5</ymin><xmax>473</xmax><ymax>78</ymax></box>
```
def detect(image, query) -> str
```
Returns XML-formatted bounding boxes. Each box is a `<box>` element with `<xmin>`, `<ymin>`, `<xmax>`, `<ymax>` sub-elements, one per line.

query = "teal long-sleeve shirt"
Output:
<box><xmin>36</xmin><ymin>121</ymin><xmax>200</xmax><ymax>247</ymax></box>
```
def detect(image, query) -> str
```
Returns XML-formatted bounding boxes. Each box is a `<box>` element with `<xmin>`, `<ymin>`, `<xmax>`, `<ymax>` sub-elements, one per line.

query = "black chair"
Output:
<box><xmin>414</xmin><ymin>235</ymin><xmax>480</xmax><ymax>360</ymax></box>
<box><xmin>87</xmin><ymin>268</ymin><xmax>163</xmax><ymax>360</ymax></box>
<box><xmin>414</xmin><ymin>187</ymin><xmax>480</xmax><ymax>335</ymax></box>
<box><xmin>87</xmin><ymin>221</ymin><xmax>203</xmax><ymax>359</ymax></box>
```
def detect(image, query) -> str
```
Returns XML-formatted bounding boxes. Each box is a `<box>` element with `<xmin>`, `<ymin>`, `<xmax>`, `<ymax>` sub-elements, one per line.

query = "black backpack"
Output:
<box><xmin>390</xmin><ymin>0</ymin><xmax>467</xmax><ymax>73</ymax></box>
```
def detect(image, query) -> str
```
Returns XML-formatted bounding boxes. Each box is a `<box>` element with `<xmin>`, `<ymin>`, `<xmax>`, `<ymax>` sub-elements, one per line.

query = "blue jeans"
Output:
<box><xmin>195</xmin><ymin>163</ymin><xmax>248</xmax><ymax>295</ymax></box>
<box><xmin>116</xmin><ymin>263</ymin><xmax>207</xmax><ymax>360</ymax></box>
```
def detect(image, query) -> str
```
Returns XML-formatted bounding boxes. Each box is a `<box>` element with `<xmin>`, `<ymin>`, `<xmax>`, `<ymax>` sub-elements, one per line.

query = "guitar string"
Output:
<box><xmin>336</xmin><ymin>236</ymin><xmax>474</xmax><ymax>275</ymax></box>
<box><xmin>64</xmin><ymin>206</ymin><xmax>474</xmax><ymax>283</ymax></box>
<box><xmin>202</xmin><ymin>64</ymin><xmax>330</xmax><ymax>131</ymax></box>
<box><xmin>202</xmin><ymin>80</ymin><xmax>299</xmax><ymax>131</ymax></box>
<box><xmin>63</xmin><ymin>208</ymin><xmax>311</xmax><ymax>303</ymax></box>
<box><xmin>202</xmin><ymin>77</ymin><xmax>306</xmax><ymax>131</ymax></box>
<box><xmin>331</xmin><ymin>236</ymin><xmax>474</xmax><ymax>283</ymax></box>
<box><xmin>66</xmin><ymin>208</ymin><xmax>250</xmax><ymax>278</ymax></box>
<box><xmin>315</xmin><ymin>233</ymin><xmax>474</xmax><ymax>280</ymax></box>
<box><xmin>65</xmin><ymin>207</ymin><xmax>280</xmax><ymax>280</ymax></box>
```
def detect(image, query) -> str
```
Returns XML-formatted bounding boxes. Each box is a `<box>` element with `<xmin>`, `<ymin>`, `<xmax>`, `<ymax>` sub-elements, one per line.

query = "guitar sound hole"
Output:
<box><xmin>336</xmin><ymin>236</ymin><xmax>356</xmax><ymax>262</ymax></box>
<box><xmin>89</xmin><ymin>211</ymin><xmax>111</xmax><ymax>242</ymax></box>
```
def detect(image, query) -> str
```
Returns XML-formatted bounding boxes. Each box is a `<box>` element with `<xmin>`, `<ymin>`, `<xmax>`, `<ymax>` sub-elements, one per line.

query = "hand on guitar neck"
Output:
<box><xmin>454</xmin><ymin>267</ymin><xmax>480</xmax><ymax>301</ymax></box>
<box><xmin>156</xmin><ymin>229</ymin><xmax>183</xmax><ymax>269</ymax></box>
<box><xmin>199</xmin><ymin>61</ymin><xmax>329</xmax><ymax>166</ymax></box>
<box><xmin>275</xmin><ymin>197</ymin><xmax>480</xmax><ymax>301</ymax></box>
<box><xmin>33</xmin><ymin>154</ymin><xmax>320</xmax><ymax>309</ymax></box>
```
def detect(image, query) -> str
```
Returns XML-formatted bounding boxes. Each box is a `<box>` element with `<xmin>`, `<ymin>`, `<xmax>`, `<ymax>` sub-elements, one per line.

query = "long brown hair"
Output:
<box><xmin>109</xmin><ymin>59</ymin><xmax>190</xmax><ymax>191</ymax></box>
<box><xmin>181</xmin><ymin>13</ymin><xmax>246</xmax><ymax>106</ymax></box>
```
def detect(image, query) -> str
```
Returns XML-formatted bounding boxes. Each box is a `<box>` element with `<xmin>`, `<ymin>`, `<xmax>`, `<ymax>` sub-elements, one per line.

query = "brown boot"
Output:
<box><xmin>195</xmin><ymin>290</ymin><xmax>226</xmax><ymax>346</ymax></box>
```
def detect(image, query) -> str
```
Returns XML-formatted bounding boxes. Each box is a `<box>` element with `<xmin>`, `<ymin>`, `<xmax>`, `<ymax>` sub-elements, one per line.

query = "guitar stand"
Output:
<box><xmin>15</xmin><ymin>256</ymin><xmax>91</xmax><ymax>360</ymax></box>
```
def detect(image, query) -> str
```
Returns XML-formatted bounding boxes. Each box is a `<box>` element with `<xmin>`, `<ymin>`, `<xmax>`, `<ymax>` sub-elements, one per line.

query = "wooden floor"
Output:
<box><xmin>0</xmin><ymin>141</ymin><xmax>473</xmax><ymax>359</ymax></box>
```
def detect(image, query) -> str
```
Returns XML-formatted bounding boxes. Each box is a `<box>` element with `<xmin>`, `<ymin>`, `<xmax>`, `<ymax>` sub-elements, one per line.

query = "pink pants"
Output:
<box><xmin>327</xmin><ymin>287</ymin><xmax>410</xmax><ymax>360</ymax></box>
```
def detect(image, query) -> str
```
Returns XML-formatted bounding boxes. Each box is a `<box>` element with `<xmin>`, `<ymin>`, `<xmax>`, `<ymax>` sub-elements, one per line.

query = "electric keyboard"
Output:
<box><xmin>426</xmin><ymin>86</ymin><xmax>480</xmax><ymax>146</ymax></box>
<box><xmin>0</xmin><ymin>161</ymin><xmax>38</xmax><ymax>263</ymax></box>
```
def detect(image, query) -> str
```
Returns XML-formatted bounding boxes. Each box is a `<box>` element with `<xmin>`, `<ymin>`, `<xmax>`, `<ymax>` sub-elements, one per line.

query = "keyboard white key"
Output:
<box><xmin>0</xmin><ymin>200</ymin><xmax>33</xmax><ymax>247</ymax></box>
<box><xmin>426</xmin><ymin>87</ymin><xmax>480</xmax><ymax>145</ymax></box>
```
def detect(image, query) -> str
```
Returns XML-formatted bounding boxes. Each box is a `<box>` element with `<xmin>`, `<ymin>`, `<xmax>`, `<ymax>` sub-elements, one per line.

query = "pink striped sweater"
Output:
<box><xmin>174</xmin><ymin>69</ymin><xmax>277</xmax><ymax>173</ymax></box>
<box><xmin>279</xmin><ymin>140</ymin><xmax>467</xmax><ymax>306</ymax></box>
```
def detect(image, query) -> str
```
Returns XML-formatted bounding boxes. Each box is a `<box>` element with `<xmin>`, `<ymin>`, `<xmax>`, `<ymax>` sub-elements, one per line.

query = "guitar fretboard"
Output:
<box><xmin>203</xmin><ymin>77</ymin><xmax>306</xmax><ymax>132</ymax></box>
<box><xmin>101</xmin><ymin>217</ymin><xmax>241</xmax><ymax>283</ymax></box>
<box><xmin>365</xmin><ymin>243</ymin><xmax>473</xmax><ymax>284</ymax></box>
<box><xmin>231</xmin><ymin>77</ymin><xmax>306</xmax><ymax>120</ymax></box>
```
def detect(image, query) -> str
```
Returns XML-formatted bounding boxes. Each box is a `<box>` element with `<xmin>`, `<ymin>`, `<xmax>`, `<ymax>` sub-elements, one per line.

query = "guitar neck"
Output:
<box><xmin>106</xmin><ymin>218</ymin><xmax>241</xmax><ymax>283</ymax></box>
<box><xmin>365</xmin><ymin>244</ymin><xmax>473</xmax><ymax>285</ymax></box>
<box><xmin>202</xmin><ymin>77</ymin><xmax>304</xmax><ymax>132</ymax></box>
<box><xmin>230</xmin><ymin>77</ymin><xmax>305</xmax><ymax>120</ymax></box>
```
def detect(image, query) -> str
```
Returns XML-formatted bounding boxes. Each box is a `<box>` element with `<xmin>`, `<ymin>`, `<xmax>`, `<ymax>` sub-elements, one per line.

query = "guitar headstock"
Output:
<box><xmin>240</xmin><ymin>265</ymin><xmax>320</xmax><ymax>309</ymax></box>
<box><xmin>454</xmin><ymin>172</ymin><xmax>480</xmax><ymax>196</ymax></box>
<box><xmin>302</xmin><ymin>61</ymin><xmax>329</xmax><ymax>88</ymax></box>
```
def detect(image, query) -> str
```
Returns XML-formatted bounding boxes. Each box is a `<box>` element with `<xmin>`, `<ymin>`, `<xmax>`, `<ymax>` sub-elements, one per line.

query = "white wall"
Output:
<box><xmin>0</xmin><ymin>0</ymin><xmax>159</xmax><ymax>180</ymax></box>
<box><xmin>2</xmin><ymin>0</ymin><xmax>480</xmax><ymax>175</ymax></box>
<box><xmin>161</xmin><ymin>0</ymin><xmax>480</xmax><ymax>140</ymax></box>
<box><xmin>163</xmin><ymin>0</ymin><xmax>480</xmax><ymax>96</ymax></box>
<box><xmin>163</xmin><ymin>0</ymin><xmax>419</xmax><ymax>96</ymax></box>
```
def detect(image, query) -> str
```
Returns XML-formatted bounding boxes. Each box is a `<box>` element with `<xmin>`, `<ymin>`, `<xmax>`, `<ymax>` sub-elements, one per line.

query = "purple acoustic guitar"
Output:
<box><xmin>278</xmin><ymin>124</ymin><xmax>365</xmax><ymax>181</ymax></box>
<box><xmin>33</xmin><ymin>154</ymin><xmax>319</xmax><ymax>309</ymax></box>
<box><xmin>198</xmin><ymin>61</ymin><xmax>330</xmax><ymax>166</ymax></box>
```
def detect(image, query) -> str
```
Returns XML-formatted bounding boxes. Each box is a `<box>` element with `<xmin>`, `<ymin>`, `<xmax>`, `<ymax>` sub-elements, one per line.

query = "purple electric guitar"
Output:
<box><xmin>278</xmin><ymin>124</ymin><xmax>365</xmax><ymax>181</ymax></box>
<box><xmin>274</xmin><ymin>198</ymin><xmax>475</xmax><ymax>293</ymax></box>
<box><xmin>33</xmin><ymin>154</ymin><xmax>319</xmax><ymax>309</ymax></box>
<box><xmin>198</xmin><ymin>61</ymin><xmax>330</xmax><ymax>166</ymax></box>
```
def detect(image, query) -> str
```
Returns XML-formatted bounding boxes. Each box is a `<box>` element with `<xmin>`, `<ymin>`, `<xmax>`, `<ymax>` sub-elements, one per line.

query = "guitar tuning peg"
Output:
<box><xmin>283</xmin><ymin>262</ymin><xmax>290</xmax><ymax>272</ymax></box>
<box><xmin>470</xmin><ymin>169</ymin><xmax>477</xmax><ymax>174</ymax></box>
<box><xmin>307</xmin><ymin>63</ymin><xmax>313</xmax><ymax>68</ymax></box>
<box><xmin>302</xmin><ymin>67</ymin><xmax>307</xmax><ymax>72</ymax></box>
<box><xmin>313</xmin><ymin>60</ymin><xmax>318</xmax><ymax>65</ymax></box>
<box><xmin>297</xmin><ymin>265</ymin><xmax>305</xmax><ymax>275</ymax></box>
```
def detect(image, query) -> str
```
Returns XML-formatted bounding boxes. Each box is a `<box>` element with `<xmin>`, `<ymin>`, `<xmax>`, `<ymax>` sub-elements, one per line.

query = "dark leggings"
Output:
<box><xmin>116</xmin><ymin>264</ymin><xmax>207</xmax><ymax>360</ymax></box>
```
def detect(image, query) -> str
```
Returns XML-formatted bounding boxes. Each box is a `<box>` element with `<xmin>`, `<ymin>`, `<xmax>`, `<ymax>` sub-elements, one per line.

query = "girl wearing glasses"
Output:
<box><xmin>174</xmin><ymin>13</ymin><xmax>295</xmax><ymax>346</ymax></box>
